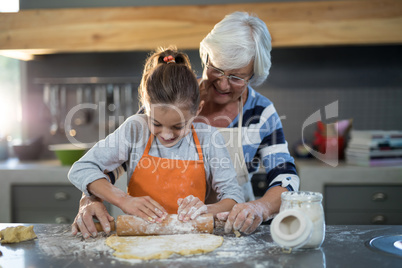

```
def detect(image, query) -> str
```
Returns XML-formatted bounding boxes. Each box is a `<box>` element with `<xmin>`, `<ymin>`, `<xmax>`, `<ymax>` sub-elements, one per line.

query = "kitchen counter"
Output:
<box><xmin>296</xmin><ymin>159</ymin><xmax>402</xmax><ymax>194</ymax></box>
<box><xmin>0</xmin><ymin>224</ymin><xmax>401</xmax><ymax>268</ymax></box>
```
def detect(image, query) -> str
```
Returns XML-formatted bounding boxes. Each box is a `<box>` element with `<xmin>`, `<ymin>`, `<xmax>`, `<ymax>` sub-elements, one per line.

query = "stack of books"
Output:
<box><xmin>345</xmin><ymin>130</ymin><xmax>402</xmax><ymax>167</ymax></box>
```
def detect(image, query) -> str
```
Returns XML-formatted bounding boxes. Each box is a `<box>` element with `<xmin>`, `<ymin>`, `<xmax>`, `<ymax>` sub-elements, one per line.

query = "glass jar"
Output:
<box><xmin>271</xmin><ymin>191</ymin><xmax>325</xmax><ymax>250</ymax></box>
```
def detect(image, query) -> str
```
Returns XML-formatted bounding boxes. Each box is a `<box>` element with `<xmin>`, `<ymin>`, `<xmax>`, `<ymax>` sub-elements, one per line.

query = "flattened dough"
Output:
<box><xmin>0</xmin><ymin>225</ymin><xmax>37</xmax><ymax>244</ymax></box>
<box><xmin>105</xmin><ymin>234</ymin><xmax>223</xmax><ymax>260</ymax></box>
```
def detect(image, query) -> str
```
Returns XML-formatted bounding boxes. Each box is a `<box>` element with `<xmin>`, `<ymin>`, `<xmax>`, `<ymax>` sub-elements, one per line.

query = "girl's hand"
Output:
<box><xmin>119</xmin><ymin>195</ymin><xmax>168</xmax><ymax>223</ymax></box>
<box><xmin>177</xmin><ymin>195</ymin><xmax>208</xmax><ymax>222</ymax></box>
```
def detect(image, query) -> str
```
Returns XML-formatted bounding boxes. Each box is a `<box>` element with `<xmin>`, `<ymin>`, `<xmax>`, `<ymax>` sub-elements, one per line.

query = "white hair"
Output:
<box><xmin>200</xmin><ymin>12</ymin><xmax>272</xmax><ymax>86</ymax></box>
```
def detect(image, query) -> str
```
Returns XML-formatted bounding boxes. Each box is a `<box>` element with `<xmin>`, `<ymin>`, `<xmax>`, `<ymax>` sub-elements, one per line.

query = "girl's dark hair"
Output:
<box><xmin>139</xmin><ymin>46</ymin><xmax>200</xmax><ymax>114</ymax></box>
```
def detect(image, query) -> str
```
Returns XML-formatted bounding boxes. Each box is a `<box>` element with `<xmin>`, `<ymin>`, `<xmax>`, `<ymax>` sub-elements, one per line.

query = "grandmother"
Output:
<box><xmin>71</xmin><ymin>12</ymin><xmax>299</xmax><ymax>237</ymax></box>
<box><xmin>196</xmin><ymin>12</ymin><xmax>299</xmax><ymax>234</ymax></box>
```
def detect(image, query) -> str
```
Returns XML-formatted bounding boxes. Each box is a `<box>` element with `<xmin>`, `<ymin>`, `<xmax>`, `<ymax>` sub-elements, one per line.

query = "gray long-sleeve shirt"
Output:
<box><xmin>68</xmin><ymin>114</ymin><xmax>245</xmax><ymax>204</ymax></box>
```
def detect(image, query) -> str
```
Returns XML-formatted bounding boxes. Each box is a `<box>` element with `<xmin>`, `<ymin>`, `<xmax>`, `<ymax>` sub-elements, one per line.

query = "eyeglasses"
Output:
<box><xmin>206</xmin><ymin>64</ymin><xmax>253</xmax><ymax>87</ymax></box>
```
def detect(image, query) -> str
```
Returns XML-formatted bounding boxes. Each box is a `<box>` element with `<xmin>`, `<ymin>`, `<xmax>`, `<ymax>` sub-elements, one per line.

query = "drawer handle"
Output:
<box><xmin>258</xmin><ymin>181</ymin><xmax>267</xmax><ymax>189</ymax></box>
<box><xmin>371</xmin><ymin>215</ymin><xmax>386</xmax><ymax>224</ymax></box>
<box><xmin>372</xmin><ymin>192</ymin><xmax>387</xmax><ymax>202</ymax></box>
<box><xmin>54</xmin><ymin>192</ymin><xmax>69</xmax><ymax>201</ymax></box>
<box><xmin>55</xmin><ymin>216</ymin><xmax>69</xmax><ymax>224</ymax></box>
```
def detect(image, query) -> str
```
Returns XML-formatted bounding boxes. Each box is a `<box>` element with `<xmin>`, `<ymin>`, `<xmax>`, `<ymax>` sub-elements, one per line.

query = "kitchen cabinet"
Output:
<box><xmin>296</xmin><ymin>159</ymin><xmax>402</xmax><ymax>225</ymax></box>
<box><xmin>251</xmin><ymin>173</ymin><xmax>269</xmax><ymax>198</ymax></box>
<box><xmin>325</xmin><ymin>185</ymin><xmax>402</xmax><ymax>224</ymax></box>
<box><xmin>0</xmin><ymin>159</ymin><xmax>117</xmax><ymax>223</ymax></box>
<box><xmin>1</xmin><ymin>0</ymin><xmax>401</xmax><ymax>60</ymax></box>
<box><xmin>12</xmin><ymin>185</ymin><xmax>82</xmax><ymax>224</ymax></box>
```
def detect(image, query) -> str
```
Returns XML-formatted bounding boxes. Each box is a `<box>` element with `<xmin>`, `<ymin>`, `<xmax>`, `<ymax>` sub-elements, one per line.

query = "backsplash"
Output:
<box><xmin>21</xmin><ymin>45</ymin><xmax>402</xmax><ymax>158</ymax></box>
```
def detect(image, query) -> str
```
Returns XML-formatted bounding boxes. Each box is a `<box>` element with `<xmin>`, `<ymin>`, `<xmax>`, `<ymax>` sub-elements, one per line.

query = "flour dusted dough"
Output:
<box><xmin>105</xmin><ymin>234</ymin><xmax>223</xmax><ymax>260</ymax></box>
<box><xmin>0</xmin><ymin>225</ymin><xmax>37</xmax><ymax>244</ymax></box>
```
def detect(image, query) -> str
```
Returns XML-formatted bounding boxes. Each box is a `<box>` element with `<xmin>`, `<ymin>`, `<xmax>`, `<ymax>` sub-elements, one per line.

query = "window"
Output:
<box><xmin>0</xmin><ymin>56</ymin><xmax>21</xmax><ymax>140</ymax></box>
<box><xmin>0</xmin><ymin>0</ymin><xmax>19</xmax><ymax>12</ymax></box>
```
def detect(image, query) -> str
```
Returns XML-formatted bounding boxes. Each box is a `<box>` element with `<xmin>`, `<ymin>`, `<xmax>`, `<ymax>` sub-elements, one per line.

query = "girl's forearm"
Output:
<box><xmin>87</xmin><ymin>178</ymin><xmax>128</xmax><ymax>208</ymax></box>
<box><xmin>206</xmin><ymin>198</ymin><xmax>237</xmax><ymax>216</ymax></box>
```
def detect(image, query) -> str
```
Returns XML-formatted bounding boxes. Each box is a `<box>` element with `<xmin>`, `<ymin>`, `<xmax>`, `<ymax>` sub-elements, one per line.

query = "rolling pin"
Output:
<box><xmin>89</xmin><ymin>213</ymin><xmax>216</xmax><ymax>236</ymax></box>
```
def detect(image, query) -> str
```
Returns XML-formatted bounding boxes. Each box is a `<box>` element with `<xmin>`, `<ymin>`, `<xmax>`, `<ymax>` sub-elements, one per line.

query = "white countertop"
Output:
<box><xmin>0</xmin><ymin>158</ymin><xmax>71</xmax><ymax>171</ymax></box>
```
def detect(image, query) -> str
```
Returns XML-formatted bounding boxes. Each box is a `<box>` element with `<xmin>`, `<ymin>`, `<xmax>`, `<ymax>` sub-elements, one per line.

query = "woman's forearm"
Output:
<box><xmin>258</xmin><ymin>186</ymin><xmax>288</xmax><ymax>221</ymax></box>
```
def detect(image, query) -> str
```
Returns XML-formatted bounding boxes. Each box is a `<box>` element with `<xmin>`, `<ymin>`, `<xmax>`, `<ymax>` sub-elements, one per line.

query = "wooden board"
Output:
<box><xmin>0</xmin><ymin>0</ymin><xmax>401</xmax><ymax>60</ymax></box>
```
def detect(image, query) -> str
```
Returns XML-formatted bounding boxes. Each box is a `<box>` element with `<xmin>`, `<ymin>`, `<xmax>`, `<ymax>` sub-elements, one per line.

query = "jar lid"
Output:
<box><xmin>281</xmin><ymin>191</ymin><xmax>323</xmax><ymax>202</ymax></box>
<box><xmin>270</xmin><ymin>209</ymin><xmax>313</xmax><ymax>249</ymax></box>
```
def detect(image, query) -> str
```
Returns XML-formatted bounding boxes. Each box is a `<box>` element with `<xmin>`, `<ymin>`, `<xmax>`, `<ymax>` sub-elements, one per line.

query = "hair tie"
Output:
<box><xmin>163</xmin><ymin>55</ymin><xmax>176</xmax><ymax>64</ymax></box>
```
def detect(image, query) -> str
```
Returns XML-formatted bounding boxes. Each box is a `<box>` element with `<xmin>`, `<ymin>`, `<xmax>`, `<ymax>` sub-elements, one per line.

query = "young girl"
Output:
<box><xmin>68</xmin><ymin>48</ymin><xmax>244</xmax><ymax>238</ymax></box>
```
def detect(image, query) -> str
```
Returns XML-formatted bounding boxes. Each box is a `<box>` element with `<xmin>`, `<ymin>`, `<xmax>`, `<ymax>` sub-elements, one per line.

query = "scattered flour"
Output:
<box><xmin>37</xmin><ymin>225</ymin><xmax>113</xmax><ymax>259</ymax></box>
<box><xmin>36</xmin><ymin>224</ymin><xmax>287</xmax><ymax>267</ymax></box>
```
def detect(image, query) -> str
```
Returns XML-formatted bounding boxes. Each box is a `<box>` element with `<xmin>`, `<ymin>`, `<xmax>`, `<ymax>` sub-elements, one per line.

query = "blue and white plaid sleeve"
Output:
<box><xmin>241</xmin><ymin>87</ymin><xmax>300</xmax><ymax>192</ymax></box>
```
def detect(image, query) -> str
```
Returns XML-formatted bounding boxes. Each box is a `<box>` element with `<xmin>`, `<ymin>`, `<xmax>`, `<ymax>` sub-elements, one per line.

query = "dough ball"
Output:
<box><xmin>0</xmin><ymin>225</ymin><xmax>37</xmax><ymax>244</ymax></box>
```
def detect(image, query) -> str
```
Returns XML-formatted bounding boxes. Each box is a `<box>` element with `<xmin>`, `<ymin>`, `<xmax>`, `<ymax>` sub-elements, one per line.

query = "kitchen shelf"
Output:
<box><xmin>1</xmin><ymin>0</ymin><xmax>401</xmax><ymax>60</ymax></box>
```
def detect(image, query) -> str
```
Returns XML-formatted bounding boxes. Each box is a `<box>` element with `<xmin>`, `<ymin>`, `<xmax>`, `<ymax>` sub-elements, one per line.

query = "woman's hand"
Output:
<box><xmin>119</xmin><ymin>195</ymin><xmax>168</xmax><ymax>223</ymax></box>
<box><xmin>217</xmin><ymin>200</ymin><xmax>268</xmax><ymax>235</ymax></box>
<box><xmin>177</xmin><ymin>195</ymin><xmax>208</xmax><ymax>222</ymax></box>
<box><xmin>71</xmin><ymin>194</ymin><xmax>114</xmax><ymax>239</ymax></box>
<box><xmin>218</xmin><ymin>186</ymin><xmax>286</xmax><ymax>235</ymax></box>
